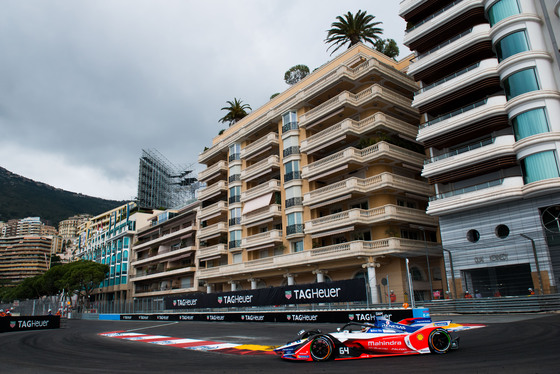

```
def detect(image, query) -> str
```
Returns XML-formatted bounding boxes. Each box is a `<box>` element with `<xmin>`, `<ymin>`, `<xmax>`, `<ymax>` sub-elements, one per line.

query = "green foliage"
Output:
<box><xmin>0</xmin><ymin>166</ymin><xmax>125</xmax><ymax>225</ymax></box>
<box><xmin>374</xmin><ymin>38</ymin><xmax>400</xmax><ymax>59</ymax></box>
<box><xmin>0</xmin><ymin>260</ymin><xmax>109</xmax><ymax>304</ymax></box>
<box><xmin>270</xmin><ymin>93</ymin><xmax>280</xmax><ymax>100</ymax></box>
<box><xmin>218</xmin><ymin>129</ymin><xmax>225</xmax><ymax>135</ymax></box>
<box><xmin>284</xmin><ymin>64</ymin><xmax>310</xmax><ymax>85</ymax></box>
<box><xmin>218</xmin><ymin>98</ymin><xmax>251</xmax><ymax>127</ymax></box>
<box><xmin>325</xmin><ymin>10</ymin><xmax>383</xmax><ymax>55</ymax></box>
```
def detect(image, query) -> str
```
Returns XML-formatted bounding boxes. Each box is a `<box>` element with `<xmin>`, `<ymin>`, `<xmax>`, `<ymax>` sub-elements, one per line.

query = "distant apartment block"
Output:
<box><xmin>197</xmin><ymin>44</ymin><xmax>440</xmax><ymax>303</ymax></box>
<box><xmin>0</xmin><ymin>236</ymin><xmax>53</xmax><ymax>286</ymax></box>
<box><xmin>400</xmin><ymin>0</ymin><xmax>560</xmax><ymax>295</ymax></box>
<box><xmin>76</xmin><ymin>203</ymin><xmax>155</xmax><ymax>302</ymax></box>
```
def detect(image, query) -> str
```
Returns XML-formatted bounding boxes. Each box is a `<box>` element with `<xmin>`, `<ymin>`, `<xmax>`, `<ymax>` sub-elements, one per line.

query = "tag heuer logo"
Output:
<box><xmin>348</xmin><ymin>314</ymin><xmax>354</xmax><ymax>321</ymax></box>
<box><xmin>10</xmin><ymin>321</ymin><xmax>16</xmax><ymax>328</ymax></box>
<box><xmin>285</xmin><ymin>291</ymin><xmax>292</xmax><ymax>300</ymax></box>
<box><xmin>217</xmin><ymin>297</ymin><xmax>223</xmax><ymax>304</ymax></box>
<box><xmin>286</xmin><ymin>315</ymin><xmax>291</xmax><ymax>321</ymax></box>
<box><xmin>241</xmin><ymin>315</ymin><xmax>245</xmax><ymax>320</ymax></box>
<box><xmin>173</xmin><ymin>300</ymin><xmax>177</xmax><ymax>306</ymax></box>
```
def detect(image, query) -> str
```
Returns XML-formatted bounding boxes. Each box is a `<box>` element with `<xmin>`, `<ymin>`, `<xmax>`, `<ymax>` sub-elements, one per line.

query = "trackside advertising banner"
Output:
<box><xmin>0</xmin><ymin>316</ymin><xmax>60</xmax><ymax>333</ymax></box>
<box><xmin>164</xmin><ymin>278</ymin><xmax>366</xmax><ymax>310</ymax></box>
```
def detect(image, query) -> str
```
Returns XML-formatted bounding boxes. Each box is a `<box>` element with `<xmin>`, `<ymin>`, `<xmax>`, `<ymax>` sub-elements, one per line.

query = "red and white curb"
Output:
<box><xmin>99</xmin><ymin>331</ymin><xmax>276</xmax><ymax>356</ymax></box>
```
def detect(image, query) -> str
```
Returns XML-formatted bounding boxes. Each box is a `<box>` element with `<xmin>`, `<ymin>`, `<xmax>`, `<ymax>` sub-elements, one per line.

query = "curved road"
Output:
<box><xmin>0</xmin><ymin>314</ymin><xmax>557</xmax><ymax>373</ymax></box>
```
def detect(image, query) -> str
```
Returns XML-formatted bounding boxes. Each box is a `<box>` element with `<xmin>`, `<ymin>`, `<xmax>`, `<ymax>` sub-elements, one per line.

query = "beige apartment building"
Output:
<box><xmin>130</xmin><ymin>202</ymin><xmax>199</xmax><ymax>299</ymax></box>
<box><xmin>0</xmin><ymin>236</ymin><xmax>53</xmax><ymax>286</ymax></box>
<box><xmin>197</xmin><ymin>44</ymin><xmax>443</xmax><ymax>303</ymax></box>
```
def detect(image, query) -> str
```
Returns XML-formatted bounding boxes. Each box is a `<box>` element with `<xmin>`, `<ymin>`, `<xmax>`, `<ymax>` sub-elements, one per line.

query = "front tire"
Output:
<box><xmin>428</xmin><ymin>328</ymin><xmax>452</xmax><ymax>354</ymax></box>
<box><xmin>309</xmin><ymin>335</ymin><xmax>334</xmax><ymax>361</ymax></box>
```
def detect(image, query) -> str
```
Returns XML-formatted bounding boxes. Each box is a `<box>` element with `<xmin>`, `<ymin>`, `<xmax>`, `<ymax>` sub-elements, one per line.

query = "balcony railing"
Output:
<box><xmin>241</xmin><ymin>155</ymin><xmax>280</xmax><ymax>181</ymax></box>
<box><xmin>197</xmin><ymin>244</ymin><xmax>227</xmax><ymax>261</ymax></box>
<box><xmin>282</xmin><ymin>122</ymin><xmax>298</xmax><ymax>133</ymax></box>
<box><xmin>425</xmin><ymin>138</ymin><xmax>494</xmax><ymax>164</ymax></box>
<box><xmin>198</xmin><ymin>200</ymin><xmax>227</xmax><ymax>220</ymax></box>
<box><xmin>198</xmin><ymin>222</ymin><xmax>227</xmax><ymax>240</ymax></box>
<box><xmin>430</xmin><ymin>179</ymin><xmax>503</xmax><ymax>201</ymax></box>
<box><xmin>417</xmin><ymin>62</ymin><xmax>480</xmax><ymax>94</ymax></box>
<box><xmin>285</xmin><ymin>197</ymin><xmax>303</xmax><ymax>208</ymax></box>
<box><xmin>198</xmin><ymin>160</ymin><xmax>227</xmax><ymax>183</ymax></box>
<box><xmin>405</xmin><ymin>0</ymin><xmax>465</xmax><ymax>33</ymax></box>
<box><xmin>417</xmin><ymin>28</ymin><xmax>472</xmax><ymax>60</ymax></box>
<box><xmin>283</xmin><ymin>146</ymin><xmax>300</xmax><ymax>157</ymax></box>
<box><xmin>228</xmin><ymin>174</ymin><xmax>241</xmax><ymax>183</ymax></box>
<box><xmin>242</xmin><ymin>230</ymin><xmax>283</xmax><ymax>249</ymax></box>
<box><xmin>198</xmin><ymin>180</ymin><xmax>228</xmax><ymax>201</ymax></box>
<box><xmin>284</xmin><ymin>171</ymin><xmax>302</xmax><ymax>182</ymax></box>
<box><xmin>420</xmin><ymin>99</ymin><xmax>487</xmax><ymax>130</ymax></box>
<box><xmin>241</xmin><ymin>180</ymin><xmax>281</xmax><ymax>202</ymax></box>
<box><xmin>286</xmin><ymin>224</ymin><xmax>304</xmax><ymax>235</ymax></box>
<box><xmin>242</xmin><ymin>204</ymin><xmax>282</xmax><ymax>226</ymax></box>
<box><xmin>241</xmin><ymin>132</ymin><xmax>279</xmax><ymax>160</ymax></box>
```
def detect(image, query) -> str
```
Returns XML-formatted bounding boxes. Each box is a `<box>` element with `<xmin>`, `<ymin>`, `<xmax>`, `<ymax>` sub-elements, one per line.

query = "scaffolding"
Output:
<box><xmin>137</xmin><ymin>149</ymin><xmax>199</xmax><ymax>210</ymax></box>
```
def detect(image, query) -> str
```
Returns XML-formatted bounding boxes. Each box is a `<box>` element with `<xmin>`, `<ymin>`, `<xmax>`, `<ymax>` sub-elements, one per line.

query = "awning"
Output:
<box><xmin>242</xmin><ymin>192</ymin><xmax>273</xmax><ymax>214</ymax></box>
<box><xmin>311</xmin><ymin>226</ymin><xmax>354</xmax><ymax>239</ymax></box>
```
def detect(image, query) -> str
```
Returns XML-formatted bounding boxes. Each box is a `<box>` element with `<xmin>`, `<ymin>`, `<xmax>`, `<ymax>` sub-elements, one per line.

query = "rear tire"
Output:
<box><xmin>309</xmin><ymin>335</ymin><xmax>334</xmax><ymax>361</ymax></box>
<box><xmin>428</xmin><ymin>328</ymin><xmax>452</xmax><ymax>354</ymax></box>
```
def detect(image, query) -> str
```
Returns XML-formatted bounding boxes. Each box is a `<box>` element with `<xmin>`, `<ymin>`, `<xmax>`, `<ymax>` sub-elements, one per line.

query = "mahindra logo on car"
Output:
<box><xmin>368</xmin><ymin>340</ymin><xmax>401</xmax><ymax>346</ymax></box>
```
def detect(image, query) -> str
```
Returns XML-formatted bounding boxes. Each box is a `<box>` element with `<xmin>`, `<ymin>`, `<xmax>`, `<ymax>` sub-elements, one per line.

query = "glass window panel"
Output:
<box><xmin>230</xmin><ymin>230</ymin><xmax>241</xmax><ymax>240</ymax></box>
<box><xmin>522</xmin><ymin>151</ymin><xmax>560</xmax><ymax>183</ymax></box>
<box><xmin>496</xmin><ymin>30</ymin><xmax>529</xmax><ymax>61</ymax></box>
<box><xmin>285</xmin><ymin>160</ymin><xmax>299</xmax><ymax>173</ymax></box>
<box><xmin>283</xmin><ymin>135</ymin><xmax>299</xmax><ymax>148</ymax></box>
<box><xmin>285</xmin><ymin>186</ymin><xmax>302</xmax><ymax>199</ymax></box>
<box><xmin>504</xmin><ymin>68</ymin><xmax>539</xmax><ymax>99</ymax></box>
<box><xmin>282</xmin><ymin>111</ymin><xmax>297</xmax><ymax>125</ymax></box>
<box><xmin>488</xmin><ymin>0</ymin><xmax>521</xmax><ymax>26</ymax></box>
<box><xmin>512</xmin><ymin>108</ymin><xmax>549</xmax><ymax>140</ymax></box>
<box><xmin>229</xmin><ymin>164</ymin><xmax>241</xmax><ymax>174</ymax></box>
<box><xmin>287</xmin><ymin>212</ymin><xmax>302</xmax><ymax>225</ymax></box>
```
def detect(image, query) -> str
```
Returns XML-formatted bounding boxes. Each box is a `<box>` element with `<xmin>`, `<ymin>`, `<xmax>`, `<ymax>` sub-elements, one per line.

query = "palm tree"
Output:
<box><xmin>219</xmin><ymin>98</ymin><xmax>252</xmax><ymax>126</ymax></box>
<box><xmin>325</xmin><ymin>10</ymin><xmax>383</xmax><ymax>55</ymax></box>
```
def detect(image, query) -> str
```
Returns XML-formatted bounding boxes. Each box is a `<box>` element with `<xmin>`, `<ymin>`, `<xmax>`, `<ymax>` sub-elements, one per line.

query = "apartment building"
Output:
<box><xmin>0</xmin><ymin>236</ymin><xmax>52</xmax><ymax>286</ymax></box>
<box><xmin>130</xmin><ymin>202</ymin><xmax>199</xmax><ymax>299</ymax></box>
<box><xmin>197</xmin><ymin>44</ymin><xmax>441</xmax><ymax>303</ymax></box>
<box><xmin>400</xmin><ymin>0</ymin><xmax>560</xmax><ymax>296</ymax></box>
<box><xmin>75</xmin><ymin>203</ymin><xmax>155</xmax><ymax>302</ymax></box>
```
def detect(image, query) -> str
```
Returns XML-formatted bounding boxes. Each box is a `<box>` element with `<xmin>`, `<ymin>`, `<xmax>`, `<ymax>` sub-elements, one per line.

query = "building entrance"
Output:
<box><xmin>463</xmin><ymin>264</ymin><xmax>533</xmax><ymax>297</ymax></box>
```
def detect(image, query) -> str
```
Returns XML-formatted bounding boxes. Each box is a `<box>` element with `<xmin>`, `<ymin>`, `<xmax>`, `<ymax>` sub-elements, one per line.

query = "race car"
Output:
<box><xmin>274</xmin><ymin>316</ymin><xmax>460</xmax><ymax>361</ymax></box>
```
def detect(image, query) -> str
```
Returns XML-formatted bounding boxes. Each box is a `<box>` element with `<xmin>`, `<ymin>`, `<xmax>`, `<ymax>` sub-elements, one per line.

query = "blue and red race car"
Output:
<box><xmin>274</xmin><ymin>315</ymin><xmax>477</xmax><ymax>361</ymax></box>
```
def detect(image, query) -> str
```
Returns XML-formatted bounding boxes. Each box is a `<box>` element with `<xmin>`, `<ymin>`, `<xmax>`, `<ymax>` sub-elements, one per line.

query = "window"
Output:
<box><xmin>495</xmin><ymin>30</ymin><xmax>529</xmax><ymax>61</ymax></box>
<box><xmin>229</xmin><ymin>230</ymin><xmax>242</xmax><ymax>248</ymax></box>
<box><xmin>229</xmin><ymin>164</ymin><xmax>241</xmax><ymax>182</ymax></box>
<box><xmin>229</xmin><ymin>207</ymin><xmax>241</xmax><ymax>226</ymax></box>
<box><xmin>229</xmin><ymin>186</ymin><xmax>241</xmax><ymax>203</ymax></box>
<box><xmin>232</xmin><ymin>253</ymin><xmax>242</xmax><ymax>263</ymax></box>
<box><xmin>287</xmin><ymin>212</ymin><xmax>303</xmax><ymax>235</ymax></box>
<box><xmin>512</xmin><ymin>108</ymin><xmax>549</xmax><ymax>140</ymax></box>
<box><xmin>467</xmin><ymin>229</ymin><xmax>480</xmax><ymax>243</ymax></box>
<box><xmin>504</xmin><ymin>68</ymin><xmax>539</xmax><ymax>99</ymax></box>
<box><xmin>283</xmin><ymin>135</ymin><xmax>300</xmax><ymax>157</ymax></box>
<box><xmin>487</xmin><ymin>0</ymin><xmax>521</xmax><ymax>26</ymax></box>
<box><xmin>292</xmin><ymin>240</ymin><xmax>304</xmax><ymax>252</ymax></box>
<box><xmin>282</xmin><ymin>111</ymin><xmax>298</xmax><ymax>132</ymax></box>
<box><xmin>229</xmin><ymin>143</ymin><xmax>241</xmax><ymax>161</ymax></box>
<box><xmin>284</xmin><ymin>160</ymin><xmax>301</xmax><ymax>181</ymax></box>
<box><xmin>495</xmin><ymin>225</ymin><xmax>510</xmax><ymax>239</ymax></box>
<box><xmin>521</xmin><ymin>151</ymin><xmax>560</xmax><ymax>184</ymax></box>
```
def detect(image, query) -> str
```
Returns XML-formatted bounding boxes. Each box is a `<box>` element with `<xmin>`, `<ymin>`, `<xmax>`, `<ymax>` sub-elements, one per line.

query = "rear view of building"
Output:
<box><xmin>400</xmin><ymin>0</ymin><xmax>560</xmax><ymax>296</ymax></box>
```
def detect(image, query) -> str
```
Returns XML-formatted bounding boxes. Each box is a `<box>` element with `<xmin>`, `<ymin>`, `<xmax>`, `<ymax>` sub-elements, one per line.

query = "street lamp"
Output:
<box><xmin>519</xmin><ymin>234</ymin><xmax>544</xmax><ymax>295</ymax></box>
<box><xmin>418</xmin><ymin>227</ymin><xmax>434</xmax><ymax>299</ymax></box>
<box><xmin>441</xmin><ymin>247</ymin><xmax>457</xmax><ymax>299</ymax></box>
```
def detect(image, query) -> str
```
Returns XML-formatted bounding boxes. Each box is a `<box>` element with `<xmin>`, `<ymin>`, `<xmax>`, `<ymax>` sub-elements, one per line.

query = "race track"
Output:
<box><xmin>0</xmin><ymin>313</ymin><xmax>557</xmax><ymax>373</ymax></box>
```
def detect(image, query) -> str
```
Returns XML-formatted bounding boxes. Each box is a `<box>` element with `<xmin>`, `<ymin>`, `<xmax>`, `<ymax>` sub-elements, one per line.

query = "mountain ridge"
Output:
<box><xmin>0</xmin><ymin>166</ymin><xmax>128</xmax><ymax>225</ymax></box>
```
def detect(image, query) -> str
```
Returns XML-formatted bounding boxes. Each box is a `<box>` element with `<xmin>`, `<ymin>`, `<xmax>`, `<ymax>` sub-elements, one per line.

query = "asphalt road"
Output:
<box><xmin>0</xmin><ymin>313</ymin><xmax>557</xmax><ymax>374</ymax></box>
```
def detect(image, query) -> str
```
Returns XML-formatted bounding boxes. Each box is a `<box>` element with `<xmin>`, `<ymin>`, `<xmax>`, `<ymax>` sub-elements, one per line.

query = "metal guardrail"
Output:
<box><xmin>417</xmin><ymin>294</ymin><xmax>560</xmax><ymax>314</ymax></box>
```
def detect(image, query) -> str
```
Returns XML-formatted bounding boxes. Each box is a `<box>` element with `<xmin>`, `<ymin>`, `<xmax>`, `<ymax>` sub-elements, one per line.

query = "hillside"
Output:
<box><xmin>0</xmin><ymin>166</ymin><xmax>127</xmax><ymax>225</ymax></box>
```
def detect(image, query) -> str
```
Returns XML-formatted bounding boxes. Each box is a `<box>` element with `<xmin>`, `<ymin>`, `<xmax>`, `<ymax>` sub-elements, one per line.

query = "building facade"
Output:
<box><xmin>0</xmin><ymin>236</ymin><xmax>53</xmax><ymax>286</ymax></box>
<box><xmin>130</xmin><ymin>202</ymin><xmax>199</xmax><ymax>299</ymax></box>
<box><xmin>400</xmin><ymin>0</ymin><xmax>560</xmax><ymax>296</ymax></box>
<box><xmin>76</xmin><ymin>203</ymin><xmax>155</xmax><ymax>302</ymax></box>
<box><xmin>197</xmin><ymin>44</ymin><xmax>442</xmax><ymax>303</ymax></box>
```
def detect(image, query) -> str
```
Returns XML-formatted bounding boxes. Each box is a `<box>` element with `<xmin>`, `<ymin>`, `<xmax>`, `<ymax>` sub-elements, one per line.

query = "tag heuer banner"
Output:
<box><xmin>165</xmin><ymin>278</ymin><xmax>367</xmax><ymax>310</ymax></box>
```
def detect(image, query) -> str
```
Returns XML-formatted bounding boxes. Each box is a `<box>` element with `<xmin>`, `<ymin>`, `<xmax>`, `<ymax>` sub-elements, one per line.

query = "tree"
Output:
<box><xmin>325</xmin><ymin>10</ymin><xmax>383</xmax><ymax>55</ymax></box>
<box><xmin>57</xmin><ymin>261</ymin><xmax>109</xmax><ymax>309</ymax></box>
<box><xmin>284</xmin><ymin>64</ymin><xmax>310</xmax><ymax>85</ymax></box>
<box><xmin>218</xmin><ymin>98</ymin><xmax>251</xmax><ymax>127</ymax></box>
<box><xmin>374</xmin><ymin>38</ymin><xmax>400</xmax><ymax>59</ymax></box>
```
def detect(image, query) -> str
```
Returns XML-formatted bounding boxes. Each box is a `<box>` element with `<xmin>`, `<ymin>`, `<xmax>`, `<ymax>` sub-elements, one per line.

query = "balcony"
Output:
<box><xmin>302</xmin><ymin>142</ymin><xmax>425</xmax><ymax>181</ymax></box>
<box><xmin>242</xmin><ymin>230</ymin><xmax>283</xmax><ymax>250</ymax></box>
<box><xmin>408</xmin><ymin>23</ymin><xmax>491</xmax><ymax>77</ymax></box>
<box><xmin>241</xmin><ymin>180</ymin><xmax>281</xmax><ymax>202</ymax></box>
<box><xmin>417</xmin><ymin>95</ymin><xmax>507</xmax><ymax>144</ymax></box>
<box><xmin>241</xmin><ymin>132</ymin><xmax>279</xmax><ymax>160</ymax></box>
<box><xmin>299</xmin><ymin>85</ymin><xmax>415</xmax><ymax>128</ymax></box>
<box><xmin>132</xmin><ymin>245</ymin><xmax>195</xmax><ymax>267</ymax></box>
<box><xmin>197</xmin><ymin>239</ymin><xmax>440</xmax><ymax>280</ymax></box>
<box><xmin>133</xmin><ymin>225</ymin><xmax>195</xmax><ymax>252</ymax></box>
<box><xmin>197</xmin><ymin>244</ymin><xmax>227</xmax><ymax>261</ymax></box>
<box><xmin>423</xmin><ymin>135</ymin><xmax>515</xmax><ymax>178</ymax></box>
<box><xmin>198</xmin><ymin>200</ymin><xmax>228</xmax><ymax>221</ymax></box>
<box><xmin>198</xmin><ymin>160</ymin><xmax>227</xmax><ymax>183</ymax></box>
<box><xmin>428</xmin><ymin>177</ymin><xmax>524</xmax><ymax>214</ymax></box>
<box><xmin>413</xmin><ymin>59</ymin><xmax>499</xmax><ymax>110</ymax></box>
<box><xmin>404</xmin><ymin>0</ymin><xmax>481</xmax><ymax>47</ymax></box>
<box><xmin>305</xmin><ymin>205</ymin><xmax>438</xmax><ymax>236</ymax></box>
<box><xmin>198</xmin><ymin>222</ymin><xmax>228</xmax><ymax>240</ymax></box>
<box><xmin>131</xmin><ymin>265</ymin><xmax>196</xmax><ymax>282</ymax></box>
<box><xmin>241</xmin><ymin>204</ymin><xmax>282</xmax><ymax>227</ymax></box>
<box><xmin>399</xmin><ymin>0</ymin><xmax>429</xmax><ymax>18</ymax></box>
<box><xmin>304</xmin><ymin>172</ymin><xmax>432</xmax><ymax>208</ymax></box>
<box><xmin>241</xmin><ymin>155</ymin><xmax>280</xmax><ymax>182</ymax></box>
<box><xmin>198</xmin><ymin>180</ymin><xmax>228</xmax><ymax>201</ymax></box>
<box><xmin>300</xmin><ymin>113</ymin><xmax>418</xmax><ymax>155</ymax></box>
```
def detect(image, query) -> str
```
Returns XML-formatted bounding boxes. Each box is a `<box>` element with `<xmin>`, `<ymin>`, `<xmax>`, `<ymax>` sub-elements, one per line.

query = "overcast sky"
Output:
<box><xmin>0</xmin><ymin>0</ymin><xmax>409</xmax><ymax>201</ymax></box>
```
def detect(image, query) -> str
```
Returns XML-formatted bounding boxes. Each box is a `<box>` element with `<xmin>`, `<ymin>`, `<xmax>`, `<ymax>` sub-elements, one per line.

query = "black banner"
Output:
<box><xmin>120</xmin><ymin>309</ymin><xmax>416</xmax><ymax>324</ymax></box>
<box><xmin>164</xmin><ymin>278</ymin><xmax>366</xmax><ymax>310</ymax></box>
<box><xmin>0</xmin><ymin>316</ymin><xmax>60</xmax><ymax>333</ymax></box>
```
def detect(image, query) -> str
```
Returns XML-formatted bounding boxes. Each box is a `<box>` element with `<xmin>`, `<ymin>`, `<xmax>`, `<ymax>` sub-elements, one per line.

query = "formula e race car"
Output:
<box><xmin>274</xmin><ymin>316</ymin><xmax>461</xmax><ymax>361</ymax></box>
